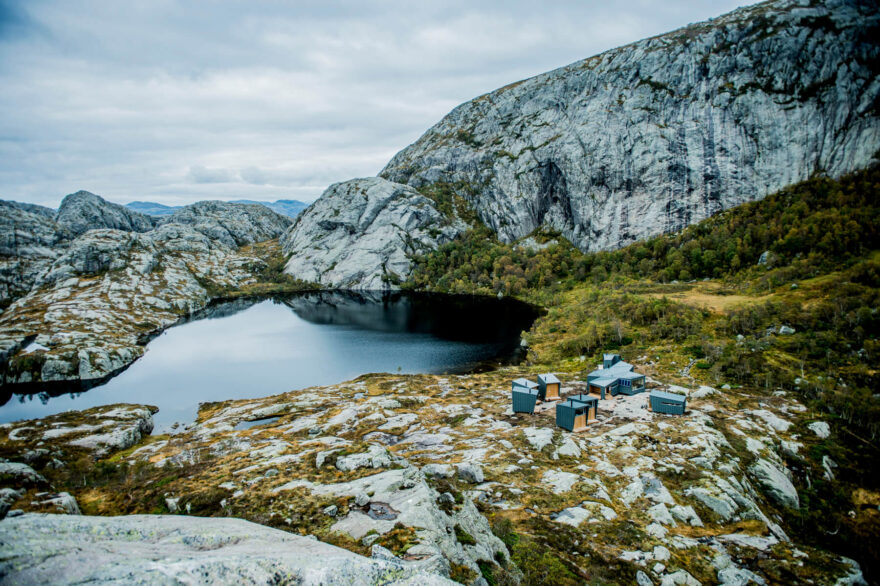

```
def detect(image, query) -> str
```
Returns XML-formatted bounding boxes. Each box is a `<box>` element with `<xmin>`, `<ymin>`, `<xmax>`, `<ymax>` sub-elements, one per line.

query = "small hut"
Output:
<box><xmin>512</xmin><ymin>378</ymin><xmax>538</xmax><ymax>393</ymax></box>
<box><xmin>648</xmin><ymin>390</ymin><xmax>687</xmax><ymax>415</ymax></box>
<box><xmin>537</xmin><ymin>373</ymin><xmax>561</xmax><ymax>401</ymax></box>
<box><xmin>568</xmin><ymin>394</ymin><xmax>599</xmax><ymax>422</ymax></box>
<box><xmin>588</xmin><ymin>377</ymin><xmax>617</xmax><ymax>400</ymax></box>
<box><xmin>512</xmin><ymin>387</ymin><xmax>540</xmax><ymax>414</ymax></box>
<box><xmin>556</xmin><ymin>397</ymin><xmax>598</xmax><ymax>432</ymax></box>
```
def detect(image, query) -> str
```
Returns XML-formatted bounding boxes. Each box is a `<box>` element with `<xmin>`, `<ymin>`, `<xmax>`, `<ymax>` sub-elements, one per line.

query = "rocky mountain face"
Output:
<box><xmin>280</xmin><ymin>0</ymin><xmax>880</xmax><ymax>289</ymax></box>
<box><xmin>56</xmin><ymin>190</ymin><xmax>156</xmax><ymax>236</ymax></box>
<box><xmin>158</xmin><ymin>200</ymin><xmax>291</xmax><ymax>248</ymax></box>
<box><xmin>282</xmin><ymin>178</ymin><xmax>465</xmax><ymax>289</ymax></box>
<box><xmin>0</xmin><ymin>191</ymin><xmax>291</xmax><ymax>385</ymax></box>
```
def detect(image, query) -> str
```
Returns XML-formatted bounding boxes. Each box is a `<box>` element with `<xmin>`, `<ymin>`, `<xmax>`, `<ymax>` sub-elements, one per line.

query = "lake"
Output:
<box><xmin>0</xmin><ymin>291</ymin><xmax>539</xmax><ymax>430</ymax></box>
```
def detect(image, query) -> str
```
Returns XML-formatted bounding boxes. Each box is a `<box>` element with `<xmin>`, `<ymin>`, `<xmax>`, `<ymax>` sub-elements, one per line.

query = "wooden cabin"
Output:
<box><xmin>512</xmin><ymin>387</ymin><xmax>540</xmax><ymax>414</ymax></box>
<box><xmin>537</xmin><ymin>373</ymin><xmax>561</xmax><ymax>401</ymax></box>
<box><xmin>568</xmin><ymin>394</ymin><xmax>599</xmax><ymax>422</ymax></box>
<box><xmin>556</xmin><ymin>397</ymin><xmax>598</xmax><ymax>432</ymax></box>
<box><xmin>512</xmin><ymin>378</ymin><xmax>538</xmax><ymax>393</ymax></box>
<box><xmin>586</xmin><ymin>354</ymin><xmax>646</xmax><ymax>399</ymax></box>
<box><xmin>648</xmin><ymin>390</ymin><xmax>687</xmax><ymax>415</ymax></box>
<box><xmin>588</xmin><ymin>377</ymin><xmax>616</xmax><ymax>400</ymax></box>
<box><xmin>616</xmin><ymin>372</ymin><xmax>647</xmax><ymax>395</ymax></box>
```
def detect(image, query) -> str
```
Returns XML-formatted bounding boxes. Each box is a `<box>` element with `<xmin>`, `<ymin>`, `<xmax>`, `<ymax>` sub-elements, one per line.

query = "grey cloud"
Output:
<box><xmin>187</xmin><ymin>165</ymin><xmax>238</xmax><ymax>184</ymax></box>
<box><xmin>0</xmin><ymin>0</ymin><xmax>747</xmax><ymax>207</ymax></box>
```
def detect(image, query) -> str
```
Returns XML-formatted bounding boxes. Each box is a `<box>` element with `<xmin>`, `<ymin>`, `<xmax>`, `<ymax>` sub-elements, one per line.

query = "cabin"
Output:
<box><xmin>537</xmin><ymin>373</ymin><xmax>561</xmax><ymax>401</ymax></box>
<box><xmin>556</xmin><ymin>396</ymin><xmax>599</xmax><ymax>432</ymax></box>
<box><xmin>648</xmin><ymin>390</ymin><xmax>687</xmax><ymax>415</ymax></box>
<box><xmin>616</xmin><ymin>371</ymin><xmax>647</xmax><ymax>396</ymax></box>
<box><xmin>587</xmin><ymin>377</ymin><xmax>617</xmax><ymax>400</ymax></box>
<box><xmin>586</xmin><ymin>354</ymin><xmax>646</xmax><ymax>398</ymax></box>
<box><xmin>512</xmin><ymin>378</ymin><xmax>538</xmax><ymax>393</ymax></box>
<box><xmin>512</xmin><ymin>387</ymin><xmax>540</xmax><ymax>414</ymax></box>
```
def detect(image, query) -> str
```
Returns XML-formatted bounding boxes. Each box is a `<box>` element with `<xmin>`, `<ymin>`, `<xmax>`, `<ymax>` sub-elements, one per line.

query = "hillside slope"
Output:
<box><xmin>381</xmin><ymin>0</ymin><xmax>879</xmax><ymax>253</ymax></box>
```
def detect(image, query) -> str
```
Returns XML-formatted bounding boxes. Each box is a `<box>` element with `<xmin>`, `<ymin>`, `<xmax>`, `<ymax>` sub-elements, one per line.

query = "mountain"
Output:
<box><xmin>282</xmin><ymin>0</ymin><xmax>880</xmax><ymax>289</ymax></box>
<box><xmin>230</xmin><ymin>199</ymin><xmax>308</xmax><ymax>218</ymax></box>
<box><xmin>125</xmin><ymin>201</ymin><xmax>179</xmax><ymax>216</ymax></box>
<box><xmin>0</xmin><ymin>190</ymin><xmax>293</xmax><ymax>384</ymax></box>
<box><xmin>57</xmin><ymin>190</ymin><xmax>156</xmax><ymax>236</ymax></box>
<box><xmin>126</xmin><ymin>199</ymin><xmax>308</xmax><ymax>218</ymax></box>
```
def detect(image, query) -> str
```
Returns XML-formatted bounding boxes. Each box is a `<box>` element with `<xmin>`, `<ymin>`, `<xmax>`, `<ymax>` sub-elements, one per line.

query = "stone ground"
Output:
<box><xmin>0</xmin><ymin>367</ymin><xmax>866</xmax><ymax>585</ymax></box>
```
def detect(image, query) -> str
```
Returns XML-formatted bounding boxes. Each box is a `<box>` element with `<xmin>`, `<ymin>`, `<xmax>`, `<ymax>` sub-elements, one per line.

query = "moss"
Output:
<box><xmin>454</xmin><ymin>524</ymin><xmax>477</xmax><ymax>546</ymax></box>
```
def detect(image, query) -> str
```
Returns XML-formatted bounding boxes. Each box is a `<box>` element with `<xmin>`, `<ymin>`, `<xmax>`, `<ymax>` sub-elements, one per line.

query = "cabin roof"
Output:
<box><xmin>650</xmin><ymin>390</ymin><xmax>687</xmax><ymax>402</ymax></box>
<box><xmin>603</xmin><ymin>353</ymin><xmax>620</xmax><ymax>361</ymax></box>
<box><xmin>513</xmin><ymin>387</ymin><xmax>540</xmax><ymax>396</ymax></box>
<box><xmin>617</xmin><ymin>371</ymin><xmax>645</xmax><ymax>380</ymax></box>
<box><xmin>568</xmin><ymin>393</ymin><xmax>599</xmax><ymax>406</ymax></box>
<box><xmin>559</xmin><ymin>399</ymin><xmax>590</xmax><ymax>411</ymax></box>
<box><xmin>512</xmin><ymin>378</ymin><xmax>538</xmax><ymax>389</ymax></box>
<box><xmin>590</xmin><ymin>377</ymin><xmax>618</xmax><ymax>387</ymax></box>
<box><xmin>538</xmin><ymin>373</ymin><xmax>560</xmax><ymax>384</ymax></box>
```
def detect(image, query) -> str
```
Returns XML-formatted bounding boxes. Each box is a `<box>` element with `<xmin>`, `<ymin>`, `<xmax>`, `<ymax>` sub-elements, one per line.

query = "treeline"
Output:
<box><xmin>406</xmin><ymin>165</ymin><xmax>880</xmax><ymax>294</ymax></box>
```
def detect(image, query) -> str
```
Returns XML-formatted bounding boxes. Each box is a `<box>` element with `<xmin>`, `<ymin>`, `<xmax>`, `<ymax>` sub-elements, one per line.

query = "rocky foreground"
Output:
<box><xmin>0</xmin><ymin>190</ymin><xmax>292</xmax><ymax>386</ymax></box>
<box><xmin>0</xmin><ymin>369</ymin><xmax>865</xmax><ymax>584</ymax></box>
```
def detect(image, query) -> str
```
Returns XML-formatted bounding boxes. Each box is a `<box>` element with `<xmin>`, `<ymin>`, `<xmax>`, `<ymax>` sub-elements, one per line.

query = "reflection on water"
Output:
<box><xmin>0</xmin><ymin>291</ymin><xmax>538</xmax><ymax>431</ymax></box>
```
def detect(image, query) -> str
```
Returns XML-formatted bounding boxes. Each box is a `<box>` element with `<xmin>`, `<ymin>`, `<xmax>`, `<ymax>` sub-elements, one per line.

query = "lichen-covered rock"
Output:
<box><xmin>0</xmin><ymin>513</ymin><xmax>455</xmax><ymax>585</ymax></box>
<box><xmin>158</xmin><ymin>200</ymin><xmax>291</xmax><ymax>248</ymax></box>
<box><xmin>749</xmin><ymin>458</ymin><xmax>800</xmax><ymax>509</ymax></box>
<box><xmin>380</xmin><ymin>0</ymin><xmax>880</xmax><ymax>253</ymax></box>
<box><xmin>0</xmin><ymin>201</ymin><xmax>69</xmax><ymax>306</ymax></box>
<box><xmin>0</xmin><ymin>404</ymin><xmax>156</xmax><ymax>458</ymax></box>
<box><xmin>55</xmin><ymin>190</ymin><xmax>155</xmax><ymax>237</ymax></box>
<box><xmin>281</xmin><ymin>178</ymin><xmax>466</xmax><ymax>290</ymax></box>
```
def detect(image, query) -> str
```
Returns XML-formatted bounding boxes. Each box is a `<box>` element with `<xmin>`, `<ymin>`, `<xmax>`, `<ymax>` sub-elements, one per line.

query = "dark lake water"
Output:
<box><xmin>0</xmin><ymin>292</ymin><xmax>539</xmax><ymax>431</ymax></box>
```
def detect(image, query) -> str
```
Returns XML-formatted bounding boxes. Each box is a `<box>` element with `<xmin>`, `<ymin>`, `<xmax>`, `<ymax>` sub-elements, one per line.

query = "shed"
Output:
<box><xmin>537</xmin><ymin>373</ymin><xmax>561</xmax><ymax>401</ymax></box>
<box><xmin>588</xmin><ymin>377</ymin><xmax>617</xmax><ymax>400</ymax></box>
<box><xmin>512</xmin><ymin>378</ymin><xmax>538</xmax><ymax>393</ymax></box>
<box><xmin>569</xmin><ymin>394</ymin><xmax>599</xmax><ymax>422</ymax></box>
<box><xmin>556</xmin><ymin>397</ymin><xmax>597</xmax><ymax>432</ymax></box>
<box><xmin>512</xmin><ymin>387</ymin><xmax>540</xmax><ymax>414</ymax></box>
<box><xmin>649</xmin><ymin>390</ymin><xmax>687</xmax><ymax>415</ymax></box>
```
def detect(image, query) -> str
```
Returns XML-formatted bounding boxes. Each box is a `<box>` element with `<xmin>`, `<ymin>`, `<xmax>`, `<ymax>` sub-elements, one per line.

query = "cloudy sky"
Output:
<box><xmin>0</xmin><ymin>0</ymin><xmax>746</xmax><ymax>208</ymax></box>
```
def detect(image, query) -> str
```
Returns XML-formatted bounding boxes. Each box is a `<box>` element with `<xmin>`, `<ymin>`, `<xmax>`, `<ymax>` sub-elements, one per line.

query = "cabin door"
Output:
<box><xmin>588</xmin><ymin>407</ymin><xmax>596</xmax><ymax>422</ymax></box>
<box><xmin>574</xmin><ymin>413</ymin><xmax>587</xmax><ymax>431</ymax></box>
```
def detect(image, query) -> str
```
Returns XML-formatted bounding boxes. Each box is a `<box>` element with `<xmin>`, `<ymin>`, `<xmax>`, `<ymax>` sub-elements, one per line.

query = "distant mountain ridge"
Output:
<box><xmin>126</xmin><ymin>199</ymin><xmax>308</xmax><ymax>218</ymax></box>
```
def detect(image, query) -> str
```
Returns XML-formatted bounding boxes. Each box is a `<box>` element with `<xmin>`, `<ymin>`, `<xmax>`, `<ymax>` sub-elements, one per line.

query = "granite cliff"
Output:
<box><xmin>282</xmin><ymin>0</ymin><xmax>880</xmax><ymax>289</ymax></box>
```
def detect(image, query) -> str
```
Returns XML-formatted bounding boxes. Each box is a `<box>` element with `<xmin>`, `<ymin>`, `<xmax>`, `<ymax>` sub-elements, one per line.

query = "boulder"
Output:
<box><xmin>0</xmin><ymin>513</ymin><xmax>454</xmax><ymax>585</ymax></box>
<box><xmin>749</xmin><ymin>459</ymin><xmax>799</xmax><ymax>509</ymax></box>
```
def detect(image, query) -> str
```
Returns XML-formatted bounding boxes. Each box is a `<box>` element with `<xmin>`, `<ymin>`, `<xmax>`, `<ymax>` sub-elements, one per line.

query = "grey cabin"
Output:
<box><xmin>512</xmin><ymin>386</ymin><xmax>540</xmax><ymax>414</ymax></box>
<box><xmin>586</xmin><ymin>353</ymin><xmax>646</xmax><ymax>399</ymax></box>
<box><xmin>512</xmin><ymin>378</ymin><xmax>538</xmax><ymax>393</ymax></box>
<box><xmin>537</xmin><ymin>373</ymin><xmax>561</xmax><ymax>401</ymax></box>
<box><xmin>648</xmin><ymin>390</ymin><xmax>687</xmax><ymax>415</ymax></box>
<box><xmin>556</xmin><ymin>396</ymin><xmax>598</xmax><ymax>432</ymax></box>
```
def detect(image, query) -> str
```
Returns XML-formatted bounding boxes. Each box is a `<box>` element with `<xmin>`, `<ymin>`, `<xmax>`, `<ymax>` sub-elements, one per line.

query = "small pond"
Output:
<box><xmin>0</xmin><ymin>291</ymin><xmax>539</xmax><ymax>431</ymax></box>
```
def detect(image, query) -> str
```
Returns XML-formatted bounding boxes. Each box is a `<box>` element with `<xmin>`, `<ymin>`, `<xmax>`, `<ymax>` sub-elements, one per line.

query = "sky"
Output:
<box><xmin>0</xmin><ymin>0</ymin><xmax>747</xmax><ymax>208</ymax></box>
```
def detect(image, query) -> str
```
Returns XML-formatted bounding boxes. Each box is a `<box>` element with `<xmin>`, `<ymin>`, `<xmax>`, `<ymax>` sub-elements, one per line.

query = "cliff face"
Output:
<box><xmin>281</xmin><ymin>178</ymin><xmax>465</xmax><ymax>290</ymax></box>
<box><xmin>378</xmin><ymin>0</ymin><xmax>880</xmax><ymax>253</ymax></box>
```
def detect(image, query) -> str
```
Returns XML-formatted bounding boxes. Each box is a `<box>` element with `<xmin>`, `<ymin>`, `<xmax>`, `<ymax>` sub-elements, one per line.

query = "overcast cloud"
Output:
<box><xmin>0</xmin><ymin>0</ymin><xmax>746</xmax><ymax>208</ymax></box>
